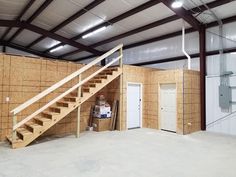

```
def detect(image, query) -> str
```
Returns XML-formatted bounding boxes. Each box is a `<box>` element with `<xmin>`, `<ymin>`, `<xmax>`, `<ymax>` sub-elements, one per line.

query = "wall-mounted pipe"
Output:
<box><xmin>182</xmin><ymin>20</ymin><xmax>191</xmax><ymax>70</ymax></box>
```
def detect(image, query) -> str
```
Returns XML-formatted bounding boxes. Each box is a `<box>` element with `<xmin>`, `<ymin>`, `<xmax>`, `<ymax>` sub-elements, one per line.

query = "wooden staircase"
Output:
<box><xmin>7</xmin><ymin>44</ymin><xmax>123</xmax><ymax>148</ymax></box>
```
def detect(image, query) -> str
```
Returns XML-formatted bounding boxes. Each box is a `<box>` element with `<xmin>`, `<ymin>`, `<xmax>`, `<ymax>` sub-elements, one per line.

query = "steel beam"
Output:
<box><xmin>44</xmin><ymin>0</ymin><xmax>161</xmax><ymax>53</ymax></box>
<box><xmin>61</xmin><ymin>0</ymin><xmax>232</xmax><ymax>58</ymax></box>
<box><xmin>160</xmin><ymin>0</ymin><xmax>201</xmax><ymax>30</ymax></box>
<box><xmin>0</xmin><ymin>20</ymin><xmax>102</xmax><ymax>55</ymax></box>
<box><xmin>26</xmin><ymin>0</ymin><xmax>105</xmax><ymax>48</ymax></box>
<box><xmin>0</xmin><ymin>41</ymin><xmax>56</xmax><ymax>58</ymax></box>
<box><xmin>0</xmin><ymin>0</ymin><xmax>36</xmax><ymax>40</ymax></box>
<box><xmin>7</xmin><ymin>0</ymin><xmax>54</xmax><ymax>42</ymax></box>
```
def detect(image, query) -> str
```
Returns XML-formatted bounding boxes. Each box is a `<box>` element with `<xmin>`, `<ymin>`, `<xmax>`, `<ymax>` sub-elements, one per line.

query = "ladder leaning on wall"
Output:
<box><xmin>7</xmin><ymin>44</ymin><xmax>123</xmax><ymax>149</ymax></box>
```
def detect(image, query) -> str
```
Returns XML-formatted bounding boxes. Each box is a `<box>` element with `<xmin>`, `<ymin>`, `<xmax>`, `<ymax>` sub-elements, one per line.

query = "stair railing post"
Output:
<box><xmin>118</xmin><ymin>46</ymin><xmax>123</xmax><ymax>130</ymax></box>
<box><xmin>12</xmin><ymin>114</ymin><xmax>17</xmax><ymax>141</ymax></box>
<box><xmin>76</xmin><ymin>74</ymin><xmax>82</xmax><ymax>138</ymax></box>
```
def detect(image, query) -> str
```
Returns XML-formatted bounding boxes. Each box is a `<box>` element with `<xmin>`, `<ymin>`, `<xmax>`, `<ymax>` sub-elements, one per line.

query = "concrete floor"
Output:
<box><xmin>0</xmin><ymin>128</ymin><xmax>236</xmax><ymax>177</ymax></box>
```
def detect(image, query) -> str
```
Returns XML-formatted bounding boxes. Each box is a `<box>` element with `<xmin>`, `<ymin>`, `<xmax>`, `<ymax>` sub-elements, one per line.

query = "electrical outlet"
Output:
<box><xmin>6</xmin><ymin>97</ymin><xmax>10</xmax><ymax>102</ymax></box>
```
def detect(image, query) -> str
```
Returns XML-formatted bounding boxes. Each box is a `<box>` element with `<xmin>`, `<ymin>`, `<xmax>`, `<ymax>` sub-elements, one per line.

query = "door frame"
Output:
<box><xmin>158</xmin><ymin>83</ymin><xmax>177</xmax><ymax>132</ymax></box>
<box><xmin>126</xmin><ymin>82</ymin><xmax>143</xmax><ymax>130</ymax></box>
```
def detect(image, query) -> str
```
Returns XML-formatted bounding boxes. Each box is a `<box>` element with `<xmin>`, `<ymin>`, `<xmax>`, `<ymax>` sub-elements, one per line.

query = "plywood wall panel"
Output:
<box><xmin>0</xmin><ymin>54</ymin><xmax>103</xmax><ymax>141</ymax></box>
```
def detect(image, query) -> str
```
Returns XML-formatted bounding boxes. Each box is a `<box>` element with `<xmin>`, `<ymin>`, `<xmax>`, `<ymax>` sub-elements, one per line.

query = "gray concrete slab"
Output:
<box><xmin>0</xmin><ymin>128</ymin><xmax>236</xmax><ymax>177</ymax></box>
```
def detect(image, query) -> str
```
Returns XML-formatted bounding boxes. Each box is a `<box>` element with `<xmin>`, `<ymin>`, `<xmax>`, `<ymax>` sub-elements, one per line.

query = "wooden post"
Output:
<box><xmin>118</xmin><ymin>47</ymin><xmax>123</xmax><ymax>131</ymax></box>
<box><xmin>12</xmin><ymin>115</ymin><xmax>17</xmax><ymax>141</ymax></box>
<box><xmin>76</xmin><ymin>74</ymin><xmax>82</xmax><ymax>138</ymax></box>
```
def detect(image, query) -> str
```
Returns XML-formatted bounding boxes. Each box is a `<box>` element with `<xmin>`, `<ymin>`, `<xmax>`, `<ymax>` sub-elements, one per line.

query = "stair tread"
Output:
<box><xmin>43</xmin><ymin>111</ymin><xmax>60</xmax><ymax>115</ymax></box>
<box><xmin>25</xmin><ymin>122</ymin><xmax>42</xmax><ymax>127</ymax></box>
<box><xmin>50</xmin><ymin>106</ymin><xmax>68</xmax><ymax>109</ymax></box>
<box><xmin>35</xmin><ymin>117</ymin><xmax>52</xmax><ymax>122</ymax></box>
<box><xmin>17</xmin><ymin>127</ymin><xmax>33</xmax><ymax>135</ymax></box>
<box><xmin>7</xmin><ymin>135</ymin><xmax>23</xmax><ymax>143</ymax></box>
<box><xmin>64</xmin><ymin>96</ymin><xmax>78</xmax><ymax>99</ymax></box>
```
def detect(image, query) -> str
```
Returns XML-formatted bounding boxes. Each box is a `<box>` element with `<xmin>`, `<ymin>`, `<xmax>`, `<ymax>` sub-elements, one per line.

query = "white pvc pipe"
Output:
<box><xmin>182</xmin><ymin>20</ymin><xmax>191</xmax><ymax>70</ymax></box>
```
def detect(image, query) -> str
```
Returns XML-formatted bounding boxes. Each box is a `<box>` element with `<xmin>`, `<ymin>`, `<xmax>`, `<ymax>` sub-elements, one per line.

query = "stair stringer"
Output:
<box><xmin>9</xmin><ymin>69</ymin><xmax>122</xmax><ymax>148</ymax></box>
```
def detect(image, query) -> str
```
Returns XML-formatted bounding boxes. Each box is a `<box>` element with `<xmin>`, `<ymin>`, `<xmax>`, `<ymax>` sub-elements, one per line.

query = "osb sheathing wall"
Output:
<box><xmin>104</xmin><ymin>66</ymin><xmax>201</xmax><ymax>134</ymax></box>
<box><xmin>0</xmin><ymin>54</ymin><xmax>201</xmax><ymax>141</ymax></box>
<box><xmin>104</xmin><ymin>65</ymin><xmax>155</xmax><ymax>130</ymax></box>
<box><xmin>0</xmin><ymin>54</ymin><xmax>103</xmax><ymax>141</ymax></box>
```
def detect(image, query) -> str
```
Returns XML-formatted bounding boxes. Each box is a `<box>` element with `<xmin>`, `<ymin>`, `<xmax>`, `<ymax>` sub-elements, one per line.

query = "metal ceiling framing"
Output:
<box><xmin>0</xmin><ymin>0</ymin><xmax>235</xmax><ymax>61</ymax></box>
<box><xmin>7</xmin><ymin>0</ymin><xmax>54</xmax><ymax>43</ymax></box>
<box><xmin>0</xmin><ymin>0</ymin><xmax>36</xmax><ymax>41</ymax></box>
<box><xmin>74</xmin><ymin>14</ymin><xmax>236</xmax><ymax>62</ymax></box>
<box><xmin>160</xmin><ymin>0</ymin><xmax>201</xmax><ymax>30</ymax></box>
<box><xmin>0</xmin><ymin>41</ymin><xmax>57</xmax><ymax>59</ymax></box>
<box><xmin>60</xmin><ymin>0</ymin><xmax>231</xmax><ymax>59</ymax></box>
<box><xmin>0</xmin><ymin>20</ymin><xmax>103</xmax><ymax>55</ymax></box>
<box><xmin>26</xmin><ymin>0</ymin><xmax>106</xmax><ymax>48</ymax></box>
<box><xmin>44</xmin><ymin>0</ymin><xmax>162</xmax><ymax>53</ymax></box>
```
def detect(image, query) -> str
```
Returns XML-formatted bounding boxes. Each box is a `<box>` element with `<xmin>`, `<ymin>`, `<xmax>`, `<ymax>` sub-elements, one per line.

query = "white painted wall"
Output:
<box><xmin>206</xmin><ymin>75</ymin><xmax>236</xmax><ymax>135</ymax></box>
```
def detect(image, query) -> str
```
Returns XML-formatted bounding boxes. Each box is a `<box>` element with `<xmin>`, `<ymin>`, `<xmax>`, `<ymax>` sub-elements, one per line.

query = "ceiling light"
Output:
<box><xmin>230</xmin><ymin>52</ymin><xmax>236</xmax><ymax>55</ymax></box>
<box><xmin>82</xmin><ymin>26</ymin><xmax>107</xmax><ymax>39</ymax></box>
<box><xmin>171</xmin><ymin>0</ymin><xmax>183</xmax><ymax>8</ymax></box>
<box><xmin>49</xmin><ymin>45</ymin><xmax>64</xmax><ymax>53</ymax></box>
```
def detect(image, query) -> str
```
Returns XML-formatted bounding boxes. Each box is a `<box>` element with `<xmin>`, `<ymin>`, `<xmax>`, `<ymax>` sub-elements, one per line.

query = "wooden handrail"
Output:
<box><xmin>11</xmin><ymin>44</ymin><xmax>123</xmax><ymax>115</ymax></box>
<box><xmin>13</xmin><ymin>55</ymin><xmax>122</xmax><ymax>130</ymax></box>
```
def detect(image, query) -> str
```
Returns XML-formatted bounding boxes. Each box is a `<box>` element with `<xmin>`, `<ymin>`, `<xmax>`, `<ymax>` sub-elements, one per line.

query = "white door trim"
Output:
<box><xmin>126</xmin><ymin>82</ymin><xmax>142</xmax><ymax>130</ymax></box>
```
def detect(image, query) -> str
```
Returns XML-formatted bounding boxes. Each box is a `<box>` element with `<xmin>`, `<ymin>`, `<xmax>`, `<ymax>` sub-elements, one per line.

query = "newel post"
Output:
<box><xmin>76</xmin><ymin>74</ymin><xmax>82</xmax><ymax>138</ymax></box>
<box><xmin>12</xmin><ymin>114</ymin><xmax>17</xmax><ymax>141</ymax></box>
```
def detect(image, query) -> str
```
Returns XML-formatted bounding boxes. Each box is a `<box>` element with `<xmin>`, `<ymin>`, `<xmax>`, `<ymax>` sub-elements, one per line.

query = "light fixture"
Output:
<box><xmin>171</xmin><ymin>0</ymin><xmax>183</xmax><ymax>8</ymax></box>
<box><xmin>82</xmin><ymin>26</ymin><xmax>107</xmax><ymax>39</ymax></box>
<box><xmin>49</xmin><ymin>45</ymin><xmax>64</xmax><ymax>53</ymax></box>
<box><xmin>230</xmin><ymin>52</ymin><xmax>236</xmax><ymax>54</ymax></box>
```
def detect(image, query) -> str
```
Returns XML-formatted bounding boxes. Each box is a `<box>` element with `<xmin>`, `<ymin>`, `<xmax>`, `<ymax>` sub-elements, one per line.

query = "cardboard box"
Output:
<box><xmin>93</xmin><ymin>111</ymin><xmax>111</xmax><ymax>118</ymax></box>
<box><xmin>93</xmin><ymin>105</ymin><xmax>111</xmax><ymax>118</ymax></box>
<box><xmin>92</xmin><ymin>118</ymin><xmax>111</xmax><ymax>132</ymax></box>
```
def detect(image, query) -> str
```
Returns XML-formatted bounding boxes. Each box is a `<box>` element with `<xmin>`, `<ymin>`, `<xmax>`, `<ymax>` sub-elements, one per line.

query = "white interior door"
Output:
<box><xmin>127</xmin><ymin>83</ymin><xmax>141</xmax><ymax>129</ymax></box>
<box><xmin>160</xmin><ymin>84</ymin><xmax>177</xmax><ymax>132</ymax></box>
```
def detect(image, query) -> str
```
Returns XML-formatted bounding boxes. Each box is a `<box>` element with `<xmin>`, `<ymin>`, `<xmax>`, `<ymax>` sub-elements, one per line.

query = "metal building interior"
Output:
<box><xmin>0</xmin><ymin>0</ymin><xmax>236</xmax><ymax>177</ymax></box>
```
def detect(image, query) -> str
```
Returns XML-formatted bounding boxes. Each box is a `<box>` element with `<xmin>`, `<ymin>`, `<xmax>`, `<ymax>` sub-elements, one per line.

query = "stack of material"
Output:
<box><xmin>93</xmin><ymin>95</ymin><xmax>111</xmax><ymax>118</ymax></box>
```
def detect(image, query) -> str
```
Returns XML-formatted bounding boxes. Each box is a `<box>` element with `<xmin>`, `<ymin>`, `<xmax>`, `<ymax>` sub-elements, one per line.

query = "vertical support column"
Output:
<box><xmin>12</xmin><ymin>115</ymin><xmax>17</xmax><ymax>141</ymax></box>
<box><xmin>76</xmin><ymin>74</ymin><xmax>82</xmax><ymax>138</ymax></box>
<box><xmin>118</xmin><ymin>47</ymin><xmax>123</xmax><ymax>131</ymax></box>
<box><xmin>199</xmin><ymin>26</ymin><xmax>206</xmax><ymax>130</ymax></box>
<box><xmin>3</xmin><ymin>46</ymin><xmax>6</xmax><ymax>53</ymax></box>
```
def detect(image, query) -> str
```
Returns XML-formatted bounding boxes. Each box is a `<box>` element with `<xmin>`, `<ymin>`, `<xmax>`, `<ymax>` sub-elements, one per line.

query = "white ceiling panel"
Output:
<box><xmin>0</xmin><ymin>27</ymin><xmax>6</xmax><ymax>37</ymax></box>
<box><xmin>182</xmin><ymin>0</ymin><xmax>215</xmax><ymax>10</ymax></box>
<box><xmin>32</xmin><ymin>38</ymin><xmax>61</xmax><ymax>51</ymax></box>
<box><xmin>66</xmin><ymin>51</ymin><xmax>91</xmax><ymax>60</ymax></box>
<box><xmin>12</xmin><ymin>29</ymin><xmax>41</xmax><ymax>46</ymax></box>
<box><xmin>136</xmin><ymin>19</ymin><xmax>191</xmax><ymax>39</ymax></box>
<box><xmin>58</xmin><ymin>13</ymin><xmax>104</xmax><ymax>37</ymax></box>
<box><xmin>95</xmin><ymin>34</ymin><xmax>145</xmax><ymax>51</ymax></box>
<box><xmin>115</xmin><ymin>3</ymin><xmax>175</xmax><ymax>31</ymax></box>
<box><xmin>21</xmin><ymin>0</ymin><xmax>45</xmax><ymax>20</ymax></box>
<box><xmin>3</xmin><ymin>28</ymin><xmax>19</xmax><ymax>40</ymax></box>
<box><xmin>31</xmin><ymin>0</ymin><xmax>93</xmax><ymax>31</ymax></box>
<box><xmin>57</xmin><ymin>0</ymin><xmax>149</xmax><ymax>42</ymax></box>
<box><xmin>6</xmin><ymin>47</ymin><xmax>37</xmax><ymax>57</ymax></box>
<box><xmin>196</xmin><ymin>1</ymin><xmax>236</xmax><ymax>24</ymax></box>
<box><xmin>0</xmin><ymin>0</ymin><xmax>28</xmax><ymax>20</ymax></box>
<box><xmin>89</xmin><ymin>0</ymin><xmax>149</xmax><ymax>21</ymax></box>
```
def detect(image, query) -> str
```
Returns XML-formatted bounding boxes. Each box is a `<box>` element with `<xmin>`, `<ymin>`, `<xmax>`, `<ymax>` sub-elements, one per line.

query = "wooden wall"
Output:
<box><xmin>103</xmin><ymin>66</ymin><xmax>201</xmax><ymax>134</ymax></box>
<box><xmin>0</xmin><ymin>54</ymin><xmax>201</xmax><ymax>141</ymax></box>
<box><xmin>0</xmin><ymin>54</ymin><xmax>102</xmax><ymax>141</ymax></box>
